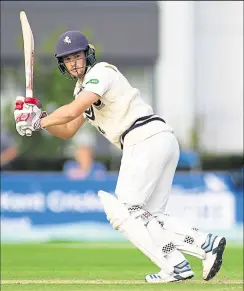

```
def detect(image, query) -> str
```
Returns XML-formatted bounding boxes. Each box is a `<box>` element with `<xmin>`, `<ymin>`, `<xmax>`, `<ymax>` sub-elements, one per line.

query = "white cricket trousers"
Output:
<box><xmin>115</xmin><ymin>131</ymin><xmax>180</xmax><ymax>216</ymax></box>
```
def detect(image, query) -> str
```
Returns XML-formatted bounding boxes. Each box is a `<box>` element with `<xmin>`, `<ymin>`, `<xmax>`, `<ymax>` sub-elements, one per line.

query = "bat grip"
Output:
<box><xmin>24</xmin><ymin>103</ymin><xmax>33</xmax><ymax>137</ymax></box>
<box><xmin>25</xmin><ymin>128</ymin><xmax>32</xmax><ymax>137</ymax></box>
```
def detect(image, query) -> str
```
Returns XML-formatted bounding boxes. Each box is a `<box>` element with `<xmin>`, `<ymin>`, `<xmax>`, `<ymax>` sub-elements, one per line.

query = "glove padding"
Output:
<box><xmin>14</xmin><ymin>97</ymin><xmax>47</xmax><ymax>136</ymax></box>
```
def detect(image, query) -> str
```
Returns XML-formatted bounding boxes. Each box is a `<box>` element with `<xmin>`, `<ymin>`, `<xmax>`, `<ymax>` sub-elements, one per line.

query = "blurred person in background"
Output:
<box><xmin>63</xmin><ymin>123</ymin><xmax>106</xmax><ymax>180</ymax></box>
<box><xmin>1</xmin><ymin>128</ymin><xmax>18</xmax><ymax>171</ymax></box>
<box><xmin>230</xmin><ymin>167</ymin><xmax>244</xmax><ymax>192</ymax></box>
<box><xmin>14</xmin><ymin>31</ymin><xmax>226</xmax><ymax>283</ymax></box>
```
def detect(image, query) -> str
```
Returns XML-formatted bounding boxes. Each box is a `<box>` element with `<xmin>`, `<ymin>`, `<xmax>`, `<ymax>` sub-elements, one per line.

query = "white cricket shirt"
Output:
<box><xmin>73</xmin><ymin>62</ymin><xmax>173</xmax><ymax>149</ymax></box>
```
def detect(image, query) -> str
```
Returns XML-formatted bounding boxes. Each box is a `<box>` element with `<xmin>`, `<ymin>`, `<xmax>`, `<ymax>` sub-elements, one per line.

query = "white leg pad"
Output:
<box><xmin>98</xmin><ymin>191</ymin><xmax>174</xmax><ymax>274</ymax></box>
<box><xmin>156</xmin><ymin>214</ymin><xmax>207</xmax><ymax>259</ymax></box>
<box><xmin>146</xmin><ymin>219</ymin><xmax>188</xmax><ymax>266</ymax></box>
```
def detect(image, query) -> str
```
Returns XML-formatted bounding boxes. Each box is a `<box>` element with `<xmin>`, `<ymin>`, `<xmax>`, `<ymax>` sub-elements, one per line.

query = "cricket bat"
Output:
<box><xmin>20</xmin><ymin>11</ymin><xmax>34</xmax><ymax>137</ymax></box>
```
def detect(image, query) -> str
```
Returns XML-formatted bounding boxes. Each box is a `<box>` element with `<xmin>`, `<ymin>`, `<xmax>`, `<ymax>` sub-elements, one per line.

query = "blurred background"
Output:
<box><xmin>1</xmin><ymin>1</ymin><xmax>243</xmax><ymax>243</ymax></box>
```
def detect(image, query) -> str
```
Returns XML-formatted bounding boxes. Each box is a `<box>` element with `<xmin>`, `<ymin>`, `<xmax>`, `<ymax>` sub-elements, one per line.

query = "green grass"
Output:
<box><xmin>1</xmin><ymin>242</ymin><xmax>243</xmax><ymax>291</ymax></box>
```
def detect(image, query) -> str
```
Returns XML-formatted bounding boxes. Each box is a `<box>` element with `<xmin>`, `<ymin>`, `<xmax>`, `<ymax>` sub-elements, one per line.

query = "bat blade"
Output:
<box><xmin>20</xmin><ymin>11</ymin><xmax>34</xmax><ymax>98</ymax></box>
<box><xmin>20</xmin><ymin>11</ymin><xmax>35</xmax><ymax>137</ymax></box>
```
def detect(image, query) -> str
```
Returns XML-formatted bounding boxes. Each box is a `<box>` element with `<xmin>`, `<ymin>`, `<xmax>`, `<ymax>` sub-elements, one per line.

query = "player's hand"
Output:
<box><xmin>15</xmin><ymin>104</ymin><xmax>43</xmax><ymax>135</ymax></box>
<box><xmin>14</xmin><ymin>96</ymin><xmax>32</xmax><ymax>136</ymax></box>
<box><xmin>14</xmin><ymin>96</ymin><xmax>47</xmax><ymax>136</ymax></box>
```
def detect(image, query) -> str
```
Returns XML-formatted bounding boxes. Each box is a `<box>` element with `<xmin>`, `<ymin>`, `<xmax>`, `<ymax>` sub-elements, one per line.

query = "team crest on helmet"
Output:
<box><xmin>63</xmin><ymin>36</ymin><xmax>71</xmax><ymax>44</ymax></box>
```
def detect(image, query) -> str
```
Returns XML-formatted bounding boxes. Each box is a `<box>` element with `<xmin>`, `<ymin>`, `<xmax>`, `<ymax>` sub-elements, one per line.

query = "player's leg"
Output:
<box><xmin>112</xmin><ymin>131</ymin><xmax>194</xmax><ymax>282</ymax></box>
<box><xmin>139</xmin><ymin>132</ymin><xmax>194</xmax><ymax>283</ymax></box>
<box><xmin>99</xmin><ymin>190</ymin><xmax>174</xmax><ymax>275</ymax></box>
<box><xmin>143</xmin><ymin>135</ymin><xmax>226</xmax><ymax>281</ymax></box>
<box><xmin>154</xmin><ymin>213</ymin><xmax>226</xmax><ymax>281</ymax></box>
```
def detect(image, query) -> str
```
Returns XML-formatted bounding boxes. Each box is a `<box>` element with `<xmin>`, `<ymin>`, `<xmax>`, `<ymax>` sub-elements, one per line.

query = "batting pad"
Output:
<box><xmin>98</xmin><ymin>191</ymin><xmax>173</xmax><ymax>274</ymax></box>
<box><xmin>156</xmin><ymin>214</ymin><xmax>207</xmax><ymax>259</ymax></box>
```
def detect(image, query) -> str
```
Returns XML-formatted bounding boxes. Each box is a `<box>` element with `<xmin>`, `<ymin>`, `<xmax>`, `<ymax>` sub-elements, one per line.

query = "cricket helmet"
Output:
<box><xmin>55</xmin><ymin>31</ymin><xmax>96</xmax><ymax>78</ymax></box>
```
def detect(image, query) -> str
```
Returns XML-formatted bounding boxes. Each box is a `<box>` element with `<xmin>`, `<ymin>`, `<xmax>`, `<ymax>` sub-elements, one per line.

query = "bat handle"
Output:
<box><xmin>25</xmin><ymin>128</ymin><xmax>32</xmax><ymax>137</ymax></box>
<box><xmin>25</xmin><ymin>92</ymin><xmax>33</xmax><ymax>137</ymax></box>
<box><xmin>24</xmin><ymin>103</ymin><xmax>33</xmax><ymax>137</ymax></box>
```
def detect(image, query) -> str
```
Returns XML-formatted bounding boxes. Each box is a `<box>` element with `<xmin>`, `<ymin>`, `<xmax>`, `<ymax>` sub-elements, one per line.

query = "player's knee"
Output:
<box><xmin>127</xmin><ymin>205</ymin><xmax>154</xmax><ymax>226</ymax></box>
<box><xmin>106</xmin><ymin>200</ymin><xmax>154</xmax><ymax>230</ymax></box>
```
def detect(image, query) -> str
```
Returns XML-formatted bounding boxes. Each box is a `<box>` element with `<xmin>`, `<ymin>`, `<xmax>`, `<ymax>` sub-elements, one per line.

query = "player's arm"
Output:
<box><xmin>40</xmin><ymin>91</ymin><xmax>99</xmax><ymax>129</ymax></box>
<box><xmin>40</xmin><ymin>64</ymin><xmax>116</xmax><ymax>130</ymax></box>
<box><xmin>46</xmin><ymin>115</ymin><xmax>85</xmax><ymax>140</ymax></box>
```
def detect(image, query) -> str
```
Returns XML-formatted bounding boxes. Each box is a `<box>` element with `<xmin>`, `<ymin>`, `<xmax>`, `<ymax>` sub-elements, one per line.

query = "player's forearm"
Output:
<box><xmin>40</xmin><ymin>92</ymin><xmax>98</xmax><ymax>129</ymax></box>
<box><xmin>45</xmin><ymin>115</ymin><xmax>85</xmax><ymax>140</ymax></box>
<box><xmin>40</xmin><ymin>104</ymin><xmax>78</xmax><ymax>128</ymax></box>
<box><xmin>45</xmin><ymin>124</ymin><xmax>71</xmax><ymax>140</ymax></box>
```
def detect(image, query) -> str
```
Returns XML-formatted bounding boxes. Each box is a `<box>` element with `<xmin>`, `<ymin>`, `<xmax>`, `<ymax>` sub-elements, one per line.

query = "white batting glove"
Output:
<box><xmin>14</xmin><ymin>97</ymin><xmax>30</xmax><ymax>136</ymax></box>
<box><xmin>14</xmin><ymin>96</ymin><xmax>47</xmax><ymax>136</ymax></box>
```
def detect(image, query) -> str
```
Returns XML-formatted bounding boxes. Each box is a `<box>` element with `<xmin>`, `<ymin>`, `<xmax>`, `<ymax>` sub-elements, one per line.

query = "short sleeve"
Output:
<box><xmin>83</xmin><ymin>64</ymin><xmax>117</xmax><ymax>97</ymax></box>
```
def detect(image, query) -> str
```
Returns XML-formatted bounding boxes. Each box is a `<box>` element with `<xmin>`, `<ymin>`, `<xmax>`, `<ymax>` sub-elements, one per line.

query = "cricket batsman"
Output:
<box><xmin>14</xmin><ymin>31</ymin><xmax>226</xmax><ymax>283</ymax></box>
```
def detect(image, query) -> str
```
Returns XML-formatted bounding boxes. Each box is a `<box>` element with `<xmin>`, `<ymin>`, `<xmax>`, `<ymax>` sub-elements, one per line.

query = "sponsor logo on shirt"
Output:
<box><xmin>86</xmin><ymin>79</ymin><xmax>99</xmax><ymax>85</ymax></box>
